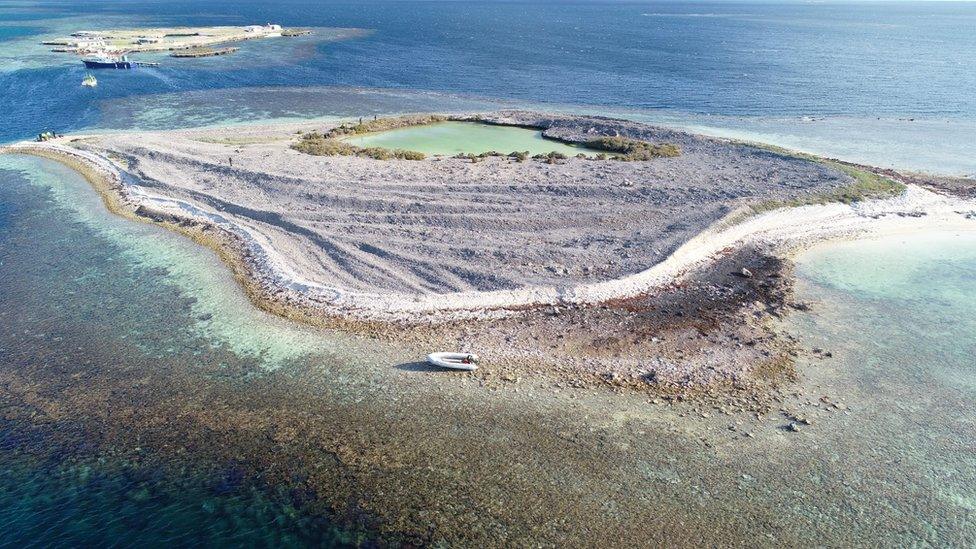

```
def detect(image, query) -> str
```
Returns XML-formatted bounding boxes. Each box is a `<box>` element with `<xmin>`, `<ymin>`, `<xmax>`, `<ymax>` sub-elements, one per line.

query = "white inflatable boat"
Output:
<box><xmin>427</xmin><ymin>352</ymin><xmax>480</xmax><ymax>371</ymax></box>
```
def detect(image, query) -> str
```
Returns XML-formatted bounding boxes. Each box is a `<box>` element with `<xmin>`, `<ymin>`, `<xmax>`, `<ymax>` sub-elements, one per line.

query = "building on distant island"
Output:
<box><xmin>244</xmin><ymin>23</ymin><xmax>282</xmax><ymax>36</ymax></box>
<box><xmin>66</xmin><ymin>38</ymin><xmax>107</xmax><ymax>53</ymax></box>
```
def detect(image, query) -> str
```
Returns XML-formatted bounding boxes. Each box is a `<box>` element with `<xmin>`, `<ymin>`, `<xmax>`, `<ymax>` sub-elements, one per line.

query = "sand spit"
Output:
<box><xmin>4</xmin><ymin>113</ymin><xmax>975</xmax><ymax>324</ymax></box>
<box><xmin>4</xmin><ymin>113</ymin><xmax>975</xmax><ymax>398</ymax></box>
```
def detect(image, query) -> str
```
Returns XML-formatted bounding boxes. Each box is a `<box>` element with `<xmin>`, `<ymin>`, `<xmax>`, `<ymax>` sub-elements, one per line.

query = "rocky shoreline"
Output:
<box><xmin>16</xmin><ymin>112</ymin><xmax>881</xmax><ymax>318</ymax></box>
<box><xmin>3</xmin><ymin>112</ymin><xmax>974</xmax><ymax>397</ymax></box>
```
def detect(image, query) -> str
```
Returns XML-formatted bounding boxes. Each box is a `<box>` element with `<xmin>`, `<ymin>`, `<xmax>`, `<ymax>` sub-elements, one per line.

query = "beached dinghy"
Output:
<box><xmin>427</xmin><ymin>352</ymin><xmax>480</xmax><ymax>371</ymax></box>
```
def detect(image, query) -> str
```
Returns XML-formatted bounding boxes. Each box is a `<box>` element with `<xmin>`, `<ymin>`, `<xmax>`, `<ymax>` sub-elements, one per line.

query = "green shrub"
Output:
<box><xmin>731</xmin><ymin>142</ymin><xmax>908</xmax><ymax>213</ymax></box>
<box><xmin>587</xmin><ymin>136</ymin><xmax>681</xmax><ymax>161</ymax></box>
<box><xmin>748</xmin><ymin>162</ymin><xmax>905</xmax><ymax>214</ymax></box>
<box><xmin>291</xmin><ymin>134</ymin><xmax>424</xmax><ymax>161</ymax></box>
<box><xmin>538</xmin><ymin>151</ymin><xmax>567</xmax><ymax>164</ymax></box>
<box><xmin>292</xmin><ymin>135</ymin><xmax>358</xmax><ymax>156</ymax></box>
<box><xmin>395</xmin><ymin>149</ymin><xmax>426</xmax><ymax>160</ymax></box>
<box><xmin>322</xmin><ymin>114</ymin><xmax>448</xmax><ymax>139</ymax></box>
<box><xmin>360</xmin><ymin>147</ymin><xmax>392</xmax><ymax>160</ymax></box>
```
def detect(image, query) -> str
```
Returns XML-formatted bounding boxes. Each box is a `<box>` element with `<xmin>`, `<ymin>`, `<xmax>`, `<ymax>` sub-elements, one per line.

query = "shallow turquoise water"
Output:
<box><xmin>0</xmin><ymin>155</ymin><xmax>381</xmax><ymax>546</ymax></box>
<box><xmin>2</xmin><ymin>153</ymin><xmax>976</xmax><ymax>544</ymax></box>
<box><xmin>5</xmin><ymin>154</ymin><xmax>354</xmax><ymax>368</ymax></box>
<box><xmin>785</xmin><ymin>232</ymin><xmax>976</xmax><ymax>543</ymax></box>
<box><xmin>797</xmin><ymin>233</ymin><xmax>976</xmax><ymax>375</ymax></box>
<box><xmin>342</xmin><ymin>121</ymin><xmax>601</xmax><ymax>157</ymax></box>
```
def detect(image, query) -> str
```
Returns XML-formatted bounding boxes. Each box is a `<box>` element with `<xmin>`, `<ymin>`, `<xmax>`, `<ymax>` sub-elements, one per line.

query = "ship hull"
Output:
<box><xmin>82</xmin><ymin>60</ymin><xmax>132</xmax><ymax>69</ymax></box>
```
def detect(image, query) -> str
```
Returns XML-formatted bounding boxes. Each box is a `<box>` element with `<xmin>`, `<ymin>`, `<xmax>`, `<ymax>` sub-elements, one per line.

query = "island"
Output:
<box><xmin>42</xmin><ymin>24</ymin><xmax>299</xmax><ymax>55</ymax></box>
<box><xmin>5</xmin><ymin>112</ymin><xmax>974</xmax><ymax>407</ymax></box>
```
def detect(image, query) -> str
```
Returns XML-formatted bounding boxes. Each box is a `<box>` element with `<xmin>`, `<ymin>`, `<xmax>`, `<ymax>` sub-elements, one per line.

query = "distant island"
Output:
<box><xmin>42</xmin><ymin>24</ymin><xmax>308</xmax><ymax>57</ymax></box>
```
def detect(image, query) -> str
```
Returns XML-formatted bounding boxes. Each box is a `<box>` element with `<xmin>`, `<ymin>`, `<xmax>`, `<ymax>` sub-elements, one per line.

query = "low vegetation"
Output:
<box><xmin>738</xmin><ymin>142</ymin><xmax>906</xmax><ymax>214</ymax></box>
<box><xmin>533</xmin><ymin>151</ymin><xmax>568</xmax><ymax>164</ymax></box>
<box><xmin>586</xmin><ymin>136</ymin><xmax>682</xmax><ymax>161</ymax></box>
<box><xmin>292</xmin><ymin>115</ymin><xmax>447</xmax><ymax>160</ymax></box>
<box><xmin>292</xmin><ymin>132</ymin><xmax>426</xmax><ymax>161</ymax></box>
<box><xmin>453</xmin><ymin>150</ymin><xmax>574</xmax><ymax>164</ymax></box>
<box><xmin>281</xmin><ymin>28</ymin><xmax>312</xmax><ymax>37</ymax></box>
<box><xmin>323</xmin><ymin>115</ymin><xmax>448</xmax><ymax>139</ymax></box>
<box><xmin>452</xmin><ymin>151</ymin><xmax>505</xmax><ymax>163</ymax></box>
<box><xmin>170</xmin><ymin>46</ymin><xmax>239</xmax><ymax>58</ymax></box>
<box><xmin>195</xmin><ymin>135</ymin><xmax>286</xmax><ymax>146</ymax></box>
<box><xmin>748</xmin><ymin>161</ymin><xmax>905</xmax><ymax>214</ymax></box>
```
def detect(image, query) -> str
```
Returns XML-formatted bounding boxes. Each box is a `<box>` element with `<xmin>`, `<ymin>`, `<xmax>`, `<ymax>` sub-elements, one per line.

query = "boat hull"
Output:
<box><xmin>82</xmin><ymin>60</ymin><xmax>132</xmax><ymax>69</ymax></box>
<box><xmin>426</xmin><ymin>352</ymin><xmax>479</xmax><ymax>371</ymax></box>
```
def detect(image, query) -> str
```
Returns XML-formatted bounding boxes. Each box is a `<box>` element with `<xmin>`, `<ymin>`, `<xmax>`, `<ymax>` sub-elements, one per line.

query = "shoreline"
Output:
<box><xmin>4</xmin><ymin>134</ymin><xmax>974</xmax><ymax>549</ymax></box>
<box><xmin>45</xmin><ymin>25</ymin><xmax>298</xmax><ymax>56</ymax></box>
<box><xmin>4</xmin><ymin>129</ymin><xmax>973</xmax><ymax>324</ymax></box>
<box><xmin>1</xmin><ymin>144</ymin><xmax>388</xmax><ymax>334</ymax></box>
<box><xmin>3</xmin><ymin>114</ymin><xmax>974</xmax><ymax>396</ymax></box>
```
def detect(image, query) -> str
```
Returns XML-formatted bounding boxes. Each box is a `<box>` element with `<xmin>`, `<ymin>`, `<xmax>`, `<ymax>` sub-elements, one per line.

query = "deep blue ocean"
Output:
<box><xmin>2</xmin><ymin>0</ymin><xmax>976</xmax><ymax>173</ymax></box>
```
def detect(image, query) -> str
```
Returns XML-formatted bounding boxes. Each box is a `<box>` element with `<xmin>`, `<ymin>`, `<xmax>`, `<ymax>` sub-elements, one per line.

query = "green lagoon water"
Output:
<box><xmin>342</xmin><ymin>121</ymin><xmax>602</xmax><ymax>156</ymax></box>
<box><xmin>1</xmin><ymin>152</ymin><xmax>974</xmax><ymax>545</ymax></box>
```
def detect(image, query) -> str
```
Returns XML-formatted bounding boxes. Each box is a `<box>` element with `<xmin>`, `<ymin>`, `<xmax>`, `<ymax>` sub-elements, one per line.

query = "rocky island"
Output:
<box><xmin>6</xmin><ymin>111</ymin><xmax>974</xmax><ymax>401</ymax></box>
<box><xmin>43</xmin><ymin>24</ymin><xmax>299</xmax><ymax>55</ymax></box>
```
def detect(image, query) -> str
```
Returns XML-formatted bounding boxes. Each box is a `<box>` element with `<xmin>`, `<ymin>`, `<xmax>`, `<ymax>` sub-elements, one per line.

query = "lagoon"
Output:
<box><xmin>341</xmin><ymin>121</ymin><xmax>602</xmax><ymax>156</ymax></box>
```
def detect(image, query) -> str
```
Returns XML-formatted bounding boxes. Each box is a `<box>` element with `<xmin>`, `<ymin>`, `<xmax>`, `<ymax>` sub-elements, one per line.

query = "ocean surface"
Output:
<box><xmin>1</xmin><ymin>0</ymin><xmax>975</xmax><ymax>174</ymax></box>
